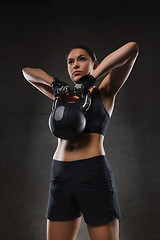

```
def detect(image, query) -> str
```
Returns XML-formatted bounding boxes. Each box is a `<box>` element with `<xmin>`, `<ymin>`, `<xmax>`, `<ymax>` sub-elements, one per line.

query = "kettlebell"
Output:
<box><xmin>48</xmin><ymin>93</ymin><xmax>91</xmax><ymax>140</ymax></box>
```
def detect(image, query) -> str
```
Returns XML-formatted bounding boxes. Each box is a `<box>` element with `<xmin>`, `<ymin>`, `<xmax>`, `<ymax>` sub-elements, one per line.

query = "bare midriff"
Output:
<box><xmin>53</xmin><ymin>133</ymin><xmax>105</xmax><ymax>161</ymax></box>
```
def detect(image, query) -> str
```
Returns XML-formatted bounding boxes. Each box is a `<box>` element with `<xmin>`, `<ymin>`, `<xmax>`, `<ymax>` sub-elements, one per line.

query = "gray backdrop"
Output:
<box><xmin>0</xmin><ymin>0</ymin><xmax>159</xmax><ymax>239</ymax></box>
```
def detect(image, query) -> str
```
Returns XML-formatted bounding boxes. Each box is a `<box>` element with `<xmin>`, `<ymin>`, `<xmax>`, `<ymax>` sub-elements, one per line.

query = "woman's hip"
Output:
<box><xmin>50</xmin><ymin>155</ymin><xmax>116</xmax><ymax>189</ymax></box>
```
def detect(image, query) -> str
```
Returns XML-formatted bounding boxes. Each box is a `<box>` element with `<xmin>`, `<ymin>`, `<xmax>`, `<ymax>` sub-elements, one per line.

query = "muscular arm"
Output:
<box><xmin>22</xmin><ymin>68</ymin><xmax>55</xmax><ymax>100</ymax></box>
<box><xmin>91</xmin><ymin>42</ymin><xmax>139</xmax><ymax>95</ymax></box>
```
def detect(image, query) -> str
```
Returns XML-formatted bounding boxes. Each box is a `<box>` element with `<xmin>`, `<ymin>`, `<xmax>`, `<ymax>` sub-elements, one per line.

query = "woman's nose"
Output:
<box><xmin>73</xmin><ymin>60</ymin><xmax>80</xmax><ymax>69</ymax></box>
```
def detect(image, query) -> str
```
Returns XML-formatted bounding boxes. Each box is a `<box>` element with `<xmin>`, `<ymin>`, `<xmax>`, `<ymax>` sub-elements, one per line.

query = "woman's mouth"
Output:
<box><xmin>73</xmin><ymin>71</ymin><xmax>81</xmax><ymax>76</ymax></box>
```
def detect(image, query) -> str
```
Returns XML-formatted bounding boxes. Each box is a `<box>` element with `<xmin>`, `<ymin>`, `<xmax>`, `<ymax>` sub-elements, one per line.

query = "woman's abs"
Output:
<box><xmin>53</xmin><ymin>133</ymin><xmax>105</xmax><ymax>161</ymax></box>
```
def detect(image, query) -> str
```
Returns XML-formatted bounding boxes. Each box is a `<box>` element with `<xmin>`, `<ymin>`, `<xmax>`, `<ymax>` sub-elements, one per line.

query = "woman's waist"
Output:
<box><xmin>53</xmin><ymin>133</ymin><xmax>105</xmax><ymax>161</ymax></box>
<box><xmin>53</xmin><ymin>148</ymin><xmax>105</xmax><ymax>162</ymax></box>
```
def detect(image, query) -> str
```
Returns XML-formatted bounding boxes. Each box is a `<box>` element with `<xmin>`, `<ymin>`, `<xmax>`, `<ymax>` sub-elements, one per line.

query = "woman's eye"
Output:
<box><xmin>79</xmin><ymin>57</ymin><xmax>86</xmax><ymax>61</ymax></box>
<box><xmin>68</xmin><ymin>60</ymin><xmax>73</xmax><ymax>64</ymax></box>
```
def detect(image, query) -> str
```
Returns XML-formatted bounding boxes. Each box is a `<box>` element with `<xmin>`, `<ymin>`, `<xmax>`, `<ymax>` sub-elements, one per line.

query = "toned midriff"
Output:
<box><xmin>53</xmin><ymin>133</ymin><xmax>105</xmax><ymax>161</ymax></box>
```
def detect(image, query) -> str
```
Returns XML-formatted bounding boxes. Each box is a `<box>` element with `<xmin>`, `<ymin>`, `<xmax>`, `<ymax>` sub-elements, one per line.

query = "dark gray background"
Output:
<box><xmin>0</xmin><ymin>0</ymin><xmax>159</xmax><ymax>239</ymax></box>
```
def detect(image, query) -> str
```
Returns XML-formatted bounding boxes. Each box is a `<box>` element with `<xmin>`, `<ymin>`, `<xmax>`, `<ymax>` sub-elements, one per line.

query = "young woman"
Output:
<box><xmin>22</xmin><ymin>42</ymin><xmax>139</xmax><ymax>240</ymax></box>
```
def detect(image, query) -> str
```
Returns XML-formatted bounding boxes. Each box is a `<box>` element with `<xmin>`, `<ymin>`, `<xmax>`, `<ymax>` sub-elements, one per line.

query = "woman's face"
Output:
<box><xmin>67</xmin><ymin>48</ymin><xmax>95</xmax><ymax>83</ymax></box>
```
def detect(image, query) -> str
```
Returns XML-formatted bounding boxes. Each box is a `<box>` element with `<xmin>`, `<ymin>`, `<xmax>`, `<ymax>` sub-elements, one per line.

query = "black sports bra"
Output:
<box><xmin>49</xmin><ymin>87</ymin><xmax>110</xmax><ymax>137</ymax></box>
<box><xmin>82</xmin><ymin>87</ymin><xmax>110</xmax><ymax>136</ymax></box>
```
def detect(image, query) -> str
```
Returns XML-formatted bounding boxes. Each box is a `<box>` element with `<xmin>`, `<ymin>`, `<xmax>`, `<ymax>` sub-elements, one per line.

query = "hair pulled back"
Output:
<box><xmin>66</xmin><ymin>45</ymin><xmax>98</xmax><ymax>63</ymax></box>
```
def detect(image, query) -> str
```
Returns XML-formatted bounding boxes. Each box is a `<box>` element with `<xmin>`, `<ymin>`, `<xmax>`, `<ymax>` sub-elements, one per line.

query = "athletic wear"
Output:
<box><xmin>46</xmin><ymin>155</ymin><xmax>121</xmax><ymax>225</ymax></box>
<box><xmin>46</xmin><ymin>87</ymin><xmax>122</xmax><ymax>225</ymax></box>
<box><xmin>73</xmin><ymin>73</ymin><xmax>96</xmax><ymax>95</ymax></box>
<box><xmin>83</xmin><ymin>87</ymin><xmax>110</xmax><ymax>135</ymax></box>
<box><xmin>51</xmin><ymin>78</ymin><xmax>72</xmax><ymax>97</ymax></box>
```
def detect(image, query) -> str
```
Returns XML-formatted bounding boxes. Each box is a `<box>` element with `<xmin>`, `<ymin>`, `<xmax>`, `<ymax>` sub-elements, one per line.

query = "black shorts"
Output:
<box><xmin>46</xmin><ymin>155</ymin><xmax>122</xmax><ymax>225</ymax></box>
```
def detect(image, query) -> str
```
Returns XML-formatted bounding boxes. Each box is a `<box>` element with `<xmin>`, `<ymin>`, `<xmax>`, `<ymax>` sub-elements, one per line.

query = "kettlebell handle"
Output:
<box><xmin>52</xmin><ymin>97</ymin><xmax>58</xmax><ymax>111</ymax></box>
<box><xmin>82</xmin><ymin>92</ymin><xmax>91</xmax><ymax>111</ymax></box>
<box><xmin>52</xmin><ymin>93</ymin><xmax>91</xmax><ymax>112</ymax></box>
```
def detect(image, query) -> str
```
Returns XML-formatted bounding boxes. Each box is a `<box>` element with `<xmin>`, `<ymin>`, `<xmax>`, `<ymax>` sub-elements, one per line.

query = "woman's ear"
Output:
<box><xmin>93</xmin><ymin>61</ymin><xmax>99</xmax><ymax>70</ymax></box>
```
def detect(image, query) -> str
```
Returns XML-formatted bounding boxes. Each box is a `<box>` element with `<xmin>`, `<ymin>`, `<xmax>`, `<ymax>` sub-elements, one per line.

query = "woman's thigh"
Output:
<box><xmin>87</xmin><ymin>213</ymin><xmax>119</xmax><ymax>240</ymax></box>
<box><xmin>46</xmin><ymin>216</ymin><xmax>82</xmax><ymax>240</ymax></box>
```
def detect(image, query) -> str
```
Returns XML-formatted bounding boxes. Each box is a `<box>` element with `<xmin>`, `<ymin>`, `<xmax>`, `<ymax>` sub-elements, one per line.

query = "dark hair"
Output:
<box><xmin>66</xmin><ymin>45</ymin><xmax>98</xmax><ymax>63</ymax></box>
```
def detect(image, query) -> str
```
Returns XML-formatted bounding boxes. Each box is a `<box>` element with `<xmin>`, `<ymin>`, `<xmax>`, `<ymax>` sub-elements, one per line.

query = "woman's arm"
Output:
<box><xmin>22</xmin><ymin>68</ymin><xmax>55</xmax><ymax>100</ymax></box>
<box><xmin>91</xmin><ymin>42</ymin><xmax>139</xmax><ymax>96</ymax></box>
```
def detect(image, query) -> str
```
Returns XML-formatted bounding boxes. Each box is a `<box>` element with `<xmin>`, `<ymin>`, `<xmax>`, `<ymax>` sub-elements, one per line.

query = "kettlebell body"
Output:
<box><xmin>48</xmin><ymin>93</ymin><xmax>91</xmax><ymax>140</ymax></box>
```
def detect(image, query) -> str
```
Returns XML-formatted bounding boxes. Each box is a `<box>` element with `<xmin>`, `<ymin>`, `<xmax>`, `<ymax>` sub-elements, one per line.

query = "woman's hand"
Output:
<box><xmin>73</xmin><ymin>74</ymin><xmax>96</xmax><ymax>95</ymax></box>
<box><xmin>51</xmin><ymin>78</ymin><xmax>72</xmax><ymax>98</ymax></box>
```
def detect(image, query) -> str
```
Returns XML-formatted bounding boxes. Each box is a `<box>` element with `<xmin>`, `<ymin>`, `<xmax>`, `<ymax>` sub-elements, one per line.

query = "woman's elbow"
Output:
<box><xmin>22</xmin><ymin>68</ymin><xmax>30</xmax><ymax>81</ymax></box>
<box><xmin>22</xmin><ymin>67</ymin><xmax>30</xmax><ymax>73</ymax></box>
<box><xmin>128</xmin><ymin>41</ymin><xmax>139</xmax><ymax>58</ymax></box>
<box><xmin>132</xmin><ymin>41</ymin><xmax>139</xmax><ymax>52</ymax></box>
